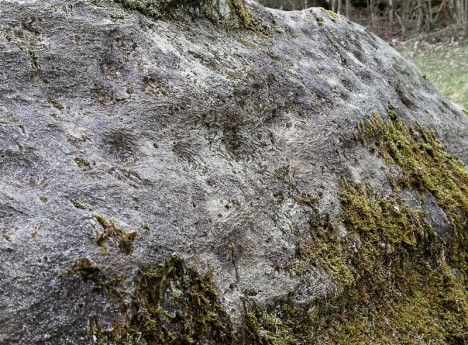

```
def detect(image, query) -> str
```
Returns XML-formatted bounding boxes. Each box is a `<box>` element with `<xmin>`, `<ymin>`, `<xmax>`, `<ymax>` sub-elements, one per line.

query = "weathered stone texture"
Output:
<box><xmin>0</xmin><ymin>1</ymin><xmax>466</xmax><ymax>344</ymax></box>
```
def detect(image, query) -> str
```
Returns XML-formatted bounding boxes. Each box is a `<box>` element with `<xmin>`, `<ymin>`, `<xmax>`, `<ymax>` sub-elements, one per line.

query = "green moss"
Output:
<box><xmin>293</xmin><ymin>194</ymin><xmax>318</xmax><ymax>208</ymax></box>
<box><xmin>240</xmin><ymin>303</ymin><xmax>298</xmax><ymax>345</ymax></box>
<box><xmin>357</xmin><ymin>114</ymin><xmax>468</xmax><ymax>273</ymax></box>
<box><xmin>225</xmin><ymin>0</ymin><xmax>271</xmax><ymax>34</ymax></box>
<box><xmin>242</xmin><ymin>179</ymin><xmax>467</xmax><ymax>344</ymax></box>
<box><xmin>314</xmin><ymin>14</ymin><xmax>324</xmax><ymax>27</ymax></box>
<box><xmin>61</xmin><ymin>258</ymin><xmax>122</xmax><ymax>298</ymax></box>
<box><xmin>62</xmin><ymin>258</ymin><xmax>102</xmax><ymax>281</ymax></box>
<box><xmin>90</xmin><ymin>254</ymin><xmax>234</xmax><ymax>344</ymax></box>
<box><xmin>292</xmin><ymin>213</ymin><xmax>354</xmax><ymax>289</ymax></box>
<box><xmin>71</xmin><ymin>198</ymin><xmax>87</xmax><ymax>210</ymax></box>
<box><xmin>30</xmin><ymin>222</ymin><xmax>43</xmax><ymax>238</ymax></box>
<box><xmin>110</xmin><ymin>9</ymin><xmax>130</xmax><ymax>20</ymax></box>
<box><xmin>387</xmin><ymin>102</ymin><xmax>398</xmax><ymax>120</ymax></box>
<box><xmin>92</xmin><ymin>214</ymin><xmax>138</xmax><ymax>255</ymax></box>
<box><xmin>339</xmin><ymin>180</ymin><xmax>435</xmax><ymax>260</ymax></box>
<box><xmin>69</xmin><ymin>113</ymin><xmax>467</xmax><ymax>343</ymax></box>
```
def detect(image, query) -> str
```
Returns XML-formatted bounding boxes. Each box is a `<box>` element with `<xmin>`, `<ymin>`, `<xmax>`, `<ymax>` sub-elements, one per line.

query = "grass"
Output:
<box><xmin>398</xmin><ymin>40</ymin><xmax>468</xmax><ymax>109</ymax></box>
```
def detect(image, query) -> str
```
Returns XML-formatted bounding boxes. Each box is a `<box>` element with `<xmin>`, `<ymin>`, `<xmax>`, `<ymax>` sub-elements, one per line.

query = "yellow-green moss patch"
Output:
<box><xmin>61</xmin><ymin>258</ymin><xmax>122</xmax><ymax>298</ymax></box>
<box><xmin>321</xmin><ymin>8</ymin><xmax>340</xmax><ymax>21</ymax></box>
<box><xmin>292</xmin><ymin>213</ymin><xmax>354</xmax><ymax>290</ymax></box>
<box><xmin>226</xmin><ymin>0</ymin><xmax>271</xmax><ymax>34</ymax></box>
<box><xmin>248</xmin><ymin>180</ymin><xmax>467</xmax><ymax>344</ymax></box>
<box><xmin>92</xmin><ymin>214</ymin><xmax>137</xmax><ymax>254</ymax></box>
<box><xmin>90</xmin><ymin>254</ymin><xmax>234</xmax><ymax>344</ymax></box>
<box><xmin>357</xmin><ymin>113</ymin><xmax>467</xmax><ymax>273</ymax></box>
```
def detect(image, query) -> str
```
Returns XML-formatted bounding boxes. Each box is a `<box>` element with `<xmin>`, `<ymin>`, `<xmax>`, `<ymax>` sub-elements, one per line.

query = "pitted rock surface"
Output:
<box><xmin>0</xmin><ymin>1</ymin><xmax>466</xmax><ymax>344</ymax></box>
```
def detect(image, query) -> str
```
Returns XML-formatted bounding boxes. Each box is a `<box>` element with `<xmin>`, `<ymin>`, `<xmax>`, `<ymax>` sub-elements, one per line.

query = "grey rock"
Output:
<box><xmin>0</xmin><ymin>1</ymin><xmax>466</xmax><ymax>344</ymax></box>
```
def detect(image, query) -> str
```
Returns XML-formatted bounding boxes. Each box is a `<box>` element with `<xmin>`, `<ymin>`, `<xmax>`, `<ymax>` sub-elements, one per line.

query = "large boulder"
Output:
<box><xmin>0</xmin><ymin>1</ymin><xmax>466</xmax><ymax>344</ymax></box>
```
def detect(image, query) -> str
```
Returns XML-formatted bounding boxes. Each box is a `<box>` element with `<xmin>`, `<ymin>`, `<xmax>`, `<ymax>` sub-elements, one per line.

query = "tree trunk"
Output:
<box><xmin>388</xmin><ymin>0</ymin><xmax>394</xmax><ymax>27</ymax></box>
<box><xmin>337</xmin><ymin>0</ymin><xmax>343</xmax><ymax>14</ymax></box>
<box><xmin>369</xmin><ymin>0</ymin><xmax>376</xmax><ymax>27</ymax></box>
<box><xmin>345</xmin><ymin>0</ymin><xmax>351</xmax><ymax>18</ymax></box>
<box><xmin>332</xmin><ymin>0</ymin><xmax>338</xmax><ymax>13</ymax></box>
<box><xmin>416</xmin><ymin>0</ymin><xmax>423</xmax><ymax>33</ymax></box>
<box><xmin>465</xmin><ymin>0</ymin><xmax>468</xmax><ymax>36</ymax></box>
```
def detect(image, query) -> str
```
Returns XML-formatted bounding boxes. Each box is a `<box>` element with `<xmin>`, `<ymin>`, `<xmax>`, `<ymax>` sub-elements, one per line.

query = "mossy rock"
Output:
<box><xmin>357</xmin><ymin>113</ymin><xmax>468</xmax><ymax>273</ymax></box>
<box><xmin>88</xmin><ymin>255</ymin><xmax>234</xmax><ymax>344</ymax></box>
<box><xmin>109</xmin><ymin>0</ymin><xmax>271</xmax><ymax>32</ymax></box>
<box><xmin>2</xmin><ymin>1</ymin><xmax>467</xmax><ymax>343</ymax></box>
<box><xmin>244</xmin><ymin>179</ymin><xmax>467</xmax><ymax>344</ymax></box>
<box><xmin>76</xmin><ymin>175</ymin><xmax>467</xmax><ymax>344</ymax></box>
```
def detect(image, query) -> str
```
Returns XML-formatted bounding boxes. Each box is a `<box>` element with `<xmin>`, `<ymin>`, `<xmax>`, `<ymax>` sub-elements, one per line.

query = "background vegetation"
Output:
<box><xmin>258</xmin><ymin>0</ymin><xmax>467</xmax><ymax>40</ymax></box>
<box><xmin>401</xmin><ymin>41</ymin><xmax>467</xmax><ymax>108</ymax></box>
